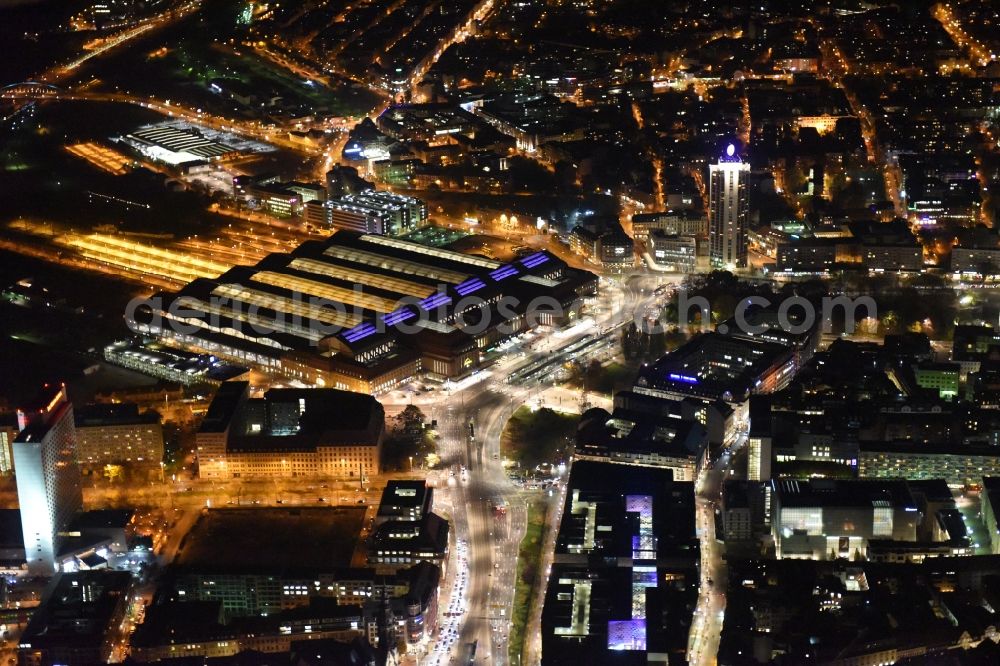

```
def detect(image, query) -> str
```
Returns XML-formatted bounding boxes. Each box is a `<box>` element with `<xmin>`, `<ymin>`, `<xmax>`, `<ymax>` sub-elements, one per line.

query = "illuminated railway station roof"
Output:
<box><xmin>134</xmin><ymin>231</ymin><xmax>597</xmax><ymax>383</ymax></box>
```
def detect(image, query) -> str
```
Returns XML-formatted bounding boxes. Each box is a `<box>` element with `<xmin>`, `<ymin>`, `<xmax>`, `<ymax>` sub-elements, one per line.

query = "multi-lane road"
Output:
<box><xmin>689</xmin><ymin>438</ymin><xmax>742</xmax><ymax>665</ymax></box>
<box><xmin>421</xmin><ymin>360</ymin><xmax>555</xmax><ymax>666</ymax></box>
<box><xmin>380</xmin><ymin>273</ymin><xmax>679</xmax><ymax>665</ymax></box>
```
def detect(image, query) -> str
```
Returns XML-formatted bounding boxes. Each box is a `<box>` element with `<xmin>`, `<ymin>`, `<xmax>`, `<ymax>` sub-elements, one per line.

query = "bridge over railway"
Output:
<box><xmin>0</xmin><ymin>82</ymin><xmax>63</xmax><ymax>100</ymax></box>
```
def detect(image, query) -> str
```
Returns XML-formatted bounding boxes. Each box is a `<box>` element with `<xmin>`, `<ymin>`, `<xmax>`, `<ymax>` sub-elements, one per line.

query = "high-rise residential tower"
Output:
<box><xmin>709</xmin><ymin>142</ymin><xmax>750</xmax><ymax>269</ymax></box>
<box><xmin>14</xmin><ymin>384</ymin><xmax>83</xmax><ymax>575</ymax></box>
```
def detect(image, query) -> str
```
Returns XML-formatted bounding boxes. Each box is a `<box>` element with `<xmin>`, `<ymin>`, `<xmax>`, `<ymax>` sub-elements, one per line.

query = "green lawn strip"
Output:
<box><xmin>509</xmin><ymin>500</ymin><xmax>547</xmax><ymax>665</ymax></box>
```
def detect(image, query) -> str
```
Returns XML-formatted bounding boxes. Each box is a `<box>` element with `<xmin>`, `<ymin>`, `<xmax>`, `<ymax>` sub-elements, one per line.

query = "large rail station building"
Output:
<box><xmin>131</xmin><ymin>231</ymin><xmax>597</xmax><ymax>393</ymax></box>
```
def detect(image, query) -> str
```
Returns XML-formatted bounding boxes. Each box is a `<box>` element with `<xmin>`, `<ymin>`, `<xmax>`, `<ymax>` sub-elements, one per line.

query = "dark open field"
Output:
<box><xmin>176</xmin><ymin>507</ymin><xmax>367</xmax><ymax>571</ymax></box>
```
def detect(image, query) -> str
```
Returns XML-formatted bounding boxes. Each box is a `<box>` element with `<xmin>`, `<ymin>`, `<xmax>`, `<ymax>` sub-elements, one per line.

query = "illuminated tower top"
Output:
<box><xmin>719</xmin><ymin>142</ymin><xmax>743</xmax><ymax>163</ymax></box>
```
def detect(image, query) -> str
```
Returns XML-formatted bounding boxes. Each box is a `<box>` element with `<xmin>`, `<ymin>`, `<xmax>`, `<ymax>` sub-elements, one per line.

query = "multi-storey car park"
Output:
<box><xmin>130</xmin><ymin>231</ymin><xmax>597</xmax><ymax>394</ymax></box>
<box><xmin>304</xmin><ymin>190</ymin><xmax>428</xmax><ymax>236</ymax></box>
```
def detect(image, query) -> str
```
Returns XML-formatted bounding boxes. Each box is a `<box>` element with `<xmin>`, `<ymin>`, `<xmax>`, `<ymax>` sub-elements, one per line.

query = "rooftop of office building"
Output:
<box><xmin>576</xmin><ymin>405</ymin><xmax>707</xmax><ymax>459</ymax></box>
<box><xmin>771</xmin><ymin>478</ymin><xmax>918</xmax><ymax>510</ymax></box>
<box><xmin>721</xmin><ymin>557</ymin><xmax>1000</xmax><ymax>664</ymax></box>
<box><xmin>370</xmin><ymin>512</ymin><xmax>449</xmax><ymax>557</ymax></box>
<box><xmin>198</xmin><ymin>381</ymin><xmax>384</xmax><ymax>451</ymax></box>
<box><xmin>14</xmin><ymin>383</ymin><xmax>71</xmax><ymax>444</ymax></box>
<box><xmin>20</xmin><ymin>571</ymin><xmax>133</xmax><ymax>652</ymax></box>
<box><xmin>554</xmin><ymin>461</ymin><xmax>698</xmax><ymax>559</ymax></box>
<box><xmin>541</xmin><ymin>461</ymin><xmax>698</xmax><ymax>664</ymax></box>
<box><xmin>906</xmin><ymin>478</ymin><xmax>955</xmax><ymax>504</ymax></box>
<box><xmin>199</xmin><ymin>381</ymin><xmax>253</xmax><ymax>434</ymax></box>
<box><xmin>131</xmin><ymin>598</ymin><xmax>367</xmax><ymax>650</ymax></box>
<box><xmin>74</xmin><ymin>403</ymin><xmax>160</xmax><ymax>427</ymax></box>
<box><xmin>716</xmin><ymin>305</ymin><xmax>819</xmax><ymax>350</ymax></box>
<box><xmin>377</xmin><ymin>480</ymin><xmax>431</xmax><ymax>515</ymax></box>
<box><xmin>637</xmin><ymin>332</ymin><xmax>794</xmax><ymax>402</ymax></box>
